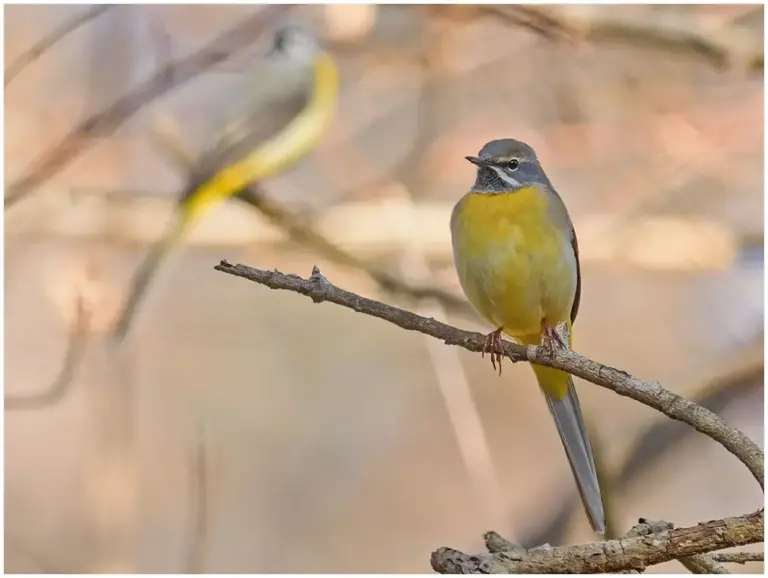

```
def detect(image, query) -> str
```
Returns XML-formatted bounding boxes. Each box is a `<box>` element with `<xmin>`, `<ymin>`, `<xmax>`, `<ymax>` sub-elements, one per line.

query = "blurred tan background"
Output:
<box><xmin>4</xmin><ymin>4</ymin><xmax>764</xmax><ymax>573</ymax></box>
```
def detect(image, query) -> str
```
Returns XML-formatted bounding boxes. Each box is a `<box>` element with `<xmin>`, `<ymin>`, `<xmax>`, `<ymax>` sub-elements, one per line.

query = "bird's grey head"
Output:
<box><xmin>267</xmin><ymin>24</ymin><xmax>320</xmax><ymax>68</ymax></box>
<box><xmin>466</xmin><ymin>138</ymin><xmax>552</xmax><ymax>194</ymax></box>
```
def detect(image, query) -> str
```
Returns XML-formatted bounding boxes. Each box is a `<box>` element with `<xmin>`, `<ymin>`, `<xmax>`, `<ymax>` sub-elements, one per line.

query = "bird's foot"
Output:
<box><xmin>541</xmin><ymin>321</ymin><xmax>568</xmax><ymax>354</ymax></box>
<box><xmin>482</xmin><ymin>327</ymin><xmax>506</xmax><ymax>375</ymax></box>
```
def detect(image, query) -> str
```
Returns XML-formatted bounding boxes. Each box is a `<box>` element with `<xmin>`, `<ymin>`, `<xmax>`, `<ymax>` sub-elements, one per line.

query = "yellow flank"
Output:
<box><xmin>181</xmin><ymin>52</ymin><xmax>339</xmax><ymax>222</ymax></box>
<box><xmin>451</xmin><ymin>186</ymin><xmax>577</xmax><ymax>399</ymax></box>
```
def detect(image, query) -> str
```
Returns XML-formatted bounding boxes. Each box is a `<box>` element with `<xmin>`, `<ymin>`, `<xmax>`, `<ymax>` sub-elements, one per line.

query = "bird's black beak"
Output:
<box><xmin>465</xmin><ymin>156</ymin><xmax>490</xmax><ymax>168</ymax></box>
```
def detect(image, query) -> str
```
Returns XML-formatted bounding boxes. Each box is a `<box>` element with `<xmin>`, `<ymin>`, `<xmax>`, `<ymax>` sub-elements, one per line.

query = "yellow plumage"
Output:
<box><xmin>451</xmin><ymin>186</ymin><xmax>577</xmax><ymax>399</ymax></box>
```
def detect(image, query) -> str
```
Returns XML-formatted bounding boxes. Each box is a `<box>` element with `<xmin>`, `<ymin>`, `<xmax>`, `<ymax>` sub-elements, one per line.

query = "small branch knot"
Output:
<box><xmin>308</xmin><ymin>265</ymin><xmax>331</xmax><ymax>303</ymax></box>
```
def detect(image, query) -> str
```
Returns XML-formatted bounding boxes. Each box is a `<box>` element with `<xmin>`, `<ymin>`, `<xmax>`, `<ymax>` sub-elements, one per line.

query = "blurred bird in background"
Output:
<box><xmin>450</xmin><ymin>138</ymin><xmax>605</xmax><ymax>534</ymax></box>
<box><xmin>112</xmin><ymin>24</ymin><xmax>339</xmax><ymax>342</ymax></box>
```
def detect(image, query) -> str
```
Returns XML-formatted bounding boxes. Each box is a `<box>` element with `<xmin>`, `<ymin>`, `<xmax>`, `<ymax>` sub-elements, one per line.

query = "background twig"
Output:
<box><xmin>5</xmin><ymin>5</ymin><xmax>115</xmax><ymax>87</ymax></box>
<box><xmin>5</xmin><ymin>292</ymin><xmax>90</xmax><ymax>410</ymax></box>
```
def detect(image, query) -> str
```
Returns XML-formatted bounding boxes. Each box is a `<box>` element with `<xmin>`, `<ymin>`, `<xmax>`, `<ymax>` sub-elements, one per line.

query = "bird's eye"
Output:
<box><xmin>507</xmin><ymin>159</ymin><xmax>520</xmax><ymax>171</ymax></box>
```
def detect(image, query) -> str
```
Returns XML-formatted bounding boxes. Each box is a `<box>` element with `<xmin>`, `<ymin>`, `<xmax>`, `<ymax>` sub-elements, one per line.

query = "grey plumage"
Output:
<box><xmin>545</xmin><ymin>377</ymin><xmax>605</xmax><ymax>534</ymax></box>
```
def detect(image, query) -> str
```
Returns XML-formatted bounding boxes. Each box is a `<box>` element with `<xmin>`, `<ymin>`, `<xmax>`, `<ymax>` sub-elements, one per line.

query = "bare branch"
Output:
<box><xmin>5</xmin><ymin>5</ymin><xmax>115</xmax><ymax>87</ymax></box>
<box><xmin>710</xmin><ymin>551</ymin><xmax>764</xmax><ymax>564</ymax></box>
<box><xmin>214</xmin><ymin>261</ymin><xmax>764</xmax><ymax>490</ymax></box>
<box><xmin>232</xmin><ymin>189</ymin><xmax>475</xmax><ymax>317</ymax></box>
<box><xmin>622</xmin><ymin>520</ymin><xmax>728</xmax><ymax>575</ymax></box>
<box><xmin>491</xmin><ymin>519</ymin><xmax>730</xmax><ymax>574</ymax></box>
<box><xmin>431</xmin><ymin>511</ymin><xmax>762</xmax><ymax>573</ymax></box>
<box><xmin>5</xmin><ymin>292</ymin><xmax>90</xmax><ymax>410</ymax></box>
<box><xmin>4</xmin><ymin>5</ymin><xmax>288</xmax><ymax>209</ymax></box>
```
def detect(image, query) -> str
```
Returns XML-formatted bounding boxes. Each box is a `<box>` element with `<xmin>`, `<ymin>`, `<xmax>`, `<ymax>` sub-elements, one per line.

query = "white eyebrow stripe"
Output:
<box><xmin>491</xmin><ymin>166</ymin><xmax>520</xmax><ymax>188</ymax></box>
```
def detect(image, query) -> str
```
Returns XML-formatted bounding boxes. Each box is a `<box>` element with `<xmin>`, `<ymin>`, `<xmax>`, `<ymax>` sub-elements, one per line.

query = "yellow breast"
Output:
<box><xmin>450</xmin><ymin>186</ymin><xmax>577</xmax><ymax>339</ymax></box>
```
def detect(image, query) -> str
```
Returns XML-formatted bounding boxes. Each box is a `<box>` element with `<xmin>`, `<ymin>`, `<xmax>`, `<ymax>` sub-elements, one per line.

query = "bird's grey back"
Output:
<box><xmin>183</xmin><ymin>26</ymin><xmax>318</xmax><ymax>197</ymax></box>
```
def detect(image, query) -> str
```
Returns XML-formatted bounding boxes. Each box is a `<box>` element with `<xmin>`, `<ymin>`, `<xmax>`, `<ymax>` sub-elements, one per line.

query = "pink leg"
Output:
<box><xmin>482</xmin><ymin>327</ymin><xmax>505</xmax><ymax>376</ymax></box>
<box><xmin>541</xmin><ymin>320</ymin><xmax>567</xmax><ymax>353</ymax></box>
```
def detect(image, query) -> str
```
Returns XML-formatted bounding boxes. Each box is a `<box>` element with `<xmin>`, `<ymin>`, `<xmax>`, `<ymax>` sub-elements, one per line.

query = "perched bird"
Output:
<box><xmin>112</xmin><ymin>24</ymin><xmax>339</xmax><ymax>342</ymax></box>
<box><xmin>450</xmin><ymin>138</ymin><xmax>605</xmax><ymax>534</ymax></box>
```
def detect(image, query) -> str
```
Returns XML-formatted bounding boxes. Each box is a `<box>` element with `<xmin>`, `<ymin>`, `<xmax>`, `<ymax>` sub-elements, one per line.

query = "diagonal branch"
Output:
<box><xmin>214</xmin><ymin>260</ymin><xmax>764</xmax><ymax>490</ymax></box>
<box><xmin>5</xmin><ymin>5</ymin><xmax>115</xmax><ymax>87</ymax></box>
<box><xmin>4</xmin><ymin>5</ymin><xmax>288</xmax><ymax>209</ymax></box>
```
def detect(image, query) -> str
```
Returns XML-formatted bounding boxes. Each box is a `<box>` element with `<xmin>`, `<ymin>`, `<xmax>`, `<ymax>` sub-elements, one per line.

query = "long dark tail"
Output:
<box><xmin>540</xmin><ymin>372</ymin><xmax>605</xmax><ymax>534</ymax></box>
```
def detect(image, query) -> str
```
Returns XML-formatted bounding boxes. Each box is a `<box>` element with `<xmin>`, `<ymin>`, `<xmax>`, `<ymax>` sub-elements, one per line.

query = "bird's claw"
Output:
<box><xmin>542</xmin><ymin>322</ymin><xmax>568</xmax><ymax>354</ymax></box>
<box><xmin>482</xmin><ymin>327</ymin><xmax>505</xmax><ymax>375</ymax></box>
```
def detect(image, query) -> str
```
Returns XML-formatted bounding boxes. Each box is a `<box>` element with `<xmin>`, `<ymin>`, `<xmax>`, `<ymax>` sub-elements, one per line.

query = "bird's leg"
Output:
<box><xmin>541</xmin><ymin>320</ymin><xmax>567</xmax><ymax>354</ymax></box>
<box><xmin>482</xmin><ymin>327</ymin><xmax>506</xmax><ymax>375</ymax></box>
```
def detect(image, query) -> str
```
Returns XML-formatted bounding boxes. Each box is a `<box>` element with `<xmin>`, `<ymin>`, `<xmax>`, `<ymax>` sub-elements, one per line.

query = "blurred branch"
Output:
<box><xmin>5</xmin><ymin>5</ymin><xmax>115</xmax><ymax>87</ymax></box>
<box><xmin>213</xmin><ymin>261</ymin><xmax>764</xmax><ymax>490</ymax></box>
<box><xmin>432</xmin><ymin>511</ymin><xmax>761</xmax><ymax>573</ymax></box>
<box><xmin>234</xmin><ymin>190</ymin><xmax>474</xmax><ymax>317</ymax></box>
<box><xmin>484</xmin><ymin>5</ymin><xmax>763</xmax><ymax>70</ymax></box>
<box><xmin>20</xmin><ymin>185</ymin><xmax>758</xmax><ymax>272</ymax></box>
<box><xmin>710</xmin><ymin>551</ymin><xmax>764</xmax><ymax>564</ymax></box>
<box><xmin>4</xmin><ymin>5</ymin><xmax>287</xmax><ymax>209</ymax></box>
<box><xmin>5</xmin><ymin>292</ymin><xmax>90</xmax><ymax>410</ymax></box>
<box><xmin>388</xmin><ymin>15</ymin><xmax>507</xmax><ymax>532</ymax></box>
<box><xmin>478</xmin><ymin>5</ymin><xmax>578</xmax><ymax>42</ymax></box>
<box><xmin>144</xmin><ymin>113</ymin><xmax>475</xmax><ymax>319</ymax></box>
<box><xmin>524</xmin><ymin>337</ymin><xmax>763</xmax><ymax>548</ymax></box>
<box><xmin>185</xmin><ymin>425</ymin><xmax>210</xmax><ymax>573</ymax></box>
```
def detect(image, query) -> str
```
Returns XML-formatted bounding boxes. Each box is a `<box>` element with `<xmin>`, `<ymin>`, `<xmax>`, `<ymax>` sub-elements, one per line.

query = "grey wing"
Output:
<box><xmin>181</xmin><ymin>77</ymin><xmax>310</xmax><ymax>203</ymax></box>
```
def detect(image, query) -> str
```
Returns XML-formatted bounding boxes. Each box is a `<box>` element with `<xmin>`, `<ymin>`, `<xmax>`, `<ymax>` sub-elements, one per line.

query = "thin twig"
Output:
<box><xmin>5</xmin><ymin>292</ymin><xmax>90</xmax><ymax>410</ymax></box>
<box><xmin>710</xmin><ymin>551</ymin><xmax>764</xmax><ymax>564</ymax></box>
<box><xmin>5</xmin><ymin>5</ymin><xmax>287</xmax><ymax>209</ymax></box>
<box><xmin>213</xmin><ymin>261</ymin><xmax>764</xmax><ymax>490</ymax></box>
<box><xmin>5</xmin><ymin>5</ymin><xmax>115</xmax><ymax>87</ymax></box>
